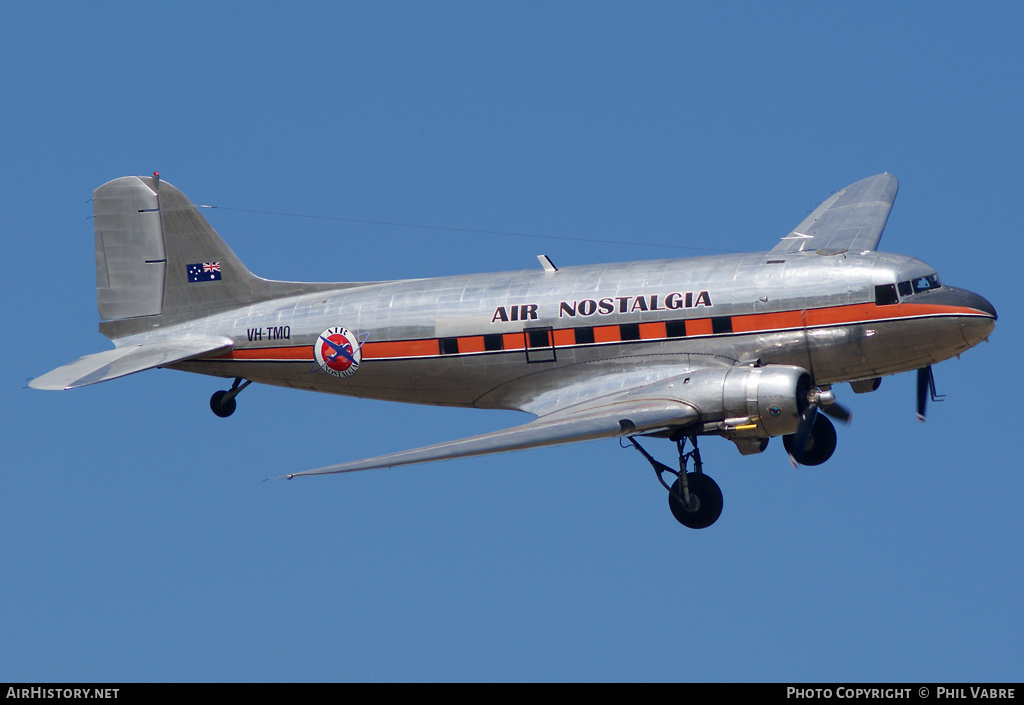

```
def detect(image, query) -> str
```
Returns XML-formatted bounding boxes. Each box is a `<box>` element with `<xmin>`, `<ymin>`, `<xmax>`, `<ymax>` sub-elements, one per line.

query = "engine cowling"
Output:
<box><xmin>676</xmin><ymin>364</ymin><xmax>811</xmax><ymax>441</ymax></box>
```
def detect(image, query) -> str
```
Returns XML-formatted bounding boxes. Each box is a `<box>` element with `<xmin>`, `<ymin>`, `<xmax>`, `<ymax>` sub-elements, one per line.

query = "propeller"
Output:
<box><xmin>792</xmin><ymin>319</ymin><xmax>851</xmax><ymax>463</ymax></box>
<box><xmin>788</xmin><ymin>387</ymin><xmax>851</xmax><ymax>467</ymax></box>
<box><xmin>789</xmin><ymin>403</ymin><xmax>820</xmax><ymax>467</ymax></box>
<box><xmin>820</xmin><ymin>396</ymin><xmax>852</xmax><ymax>424</ymax></box>
<box><xmin>916</xmin><ymin>365</ymin><xmax>945</xmax><ymax>421</ymax></box>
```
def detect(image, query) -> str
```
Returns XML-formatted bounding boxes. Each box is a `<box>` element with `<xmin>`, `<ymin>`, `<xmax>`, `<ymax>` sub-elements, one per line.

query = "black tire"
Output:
<box><xmin>783</xmin><ymin>414</ymin><xmax>836</xmax><ymax>466</ymax></box>
<box><xmin>210</xmin><ymin>390</ymin><xmax>236</xmax><ymax>418</ymax></box>
<box><xmin>668</xmin><ymin>473</ymin><xmax>724</xmax><ymax>529</ymax></box>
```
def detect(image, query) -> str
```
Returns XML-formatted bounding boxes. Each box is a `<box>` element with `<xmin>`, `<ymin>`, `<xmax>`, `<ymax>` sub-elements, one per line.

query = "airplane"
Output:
<box><xmin>30</xmin><ymin>173</ymin><xmax>997</xmax><ymax>528</ymax></box>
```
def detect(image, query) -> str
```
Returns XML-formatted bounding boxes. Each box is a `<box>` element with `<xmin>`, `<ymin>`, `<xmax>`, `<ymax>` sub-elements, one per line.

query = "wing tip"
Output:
<box><xmin>28</xmin><ymin>374</ymin><xmax>75</xmax><ymax>391</ymax></box>
<box><xmin>843</xmin><ymin>172</ymin><xmax>898</xmax><ymax>191</ymax></box>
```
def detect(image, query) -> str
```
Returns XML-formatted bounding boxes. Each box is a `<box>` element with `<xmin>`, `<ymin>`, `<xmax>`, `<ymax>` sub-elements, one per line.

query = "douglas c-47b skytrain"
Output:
<box><xmin>31</xmin><ymin>173</ymin><xmax>997</xmax><ymax>528</ymax></box>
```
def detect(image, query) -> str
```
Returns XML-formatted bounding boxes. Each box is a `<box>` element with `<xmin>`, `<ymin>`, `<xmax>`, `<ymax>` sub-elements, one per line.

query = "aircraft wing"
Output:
<box><xmin>771</xmin><ymin>173</ymin><xmax>898</xmax><ymax>254</ymax></box>
<box><xmin>29</xmin><ymin>336</ymin><xmax>234</xmax><ymax>390</ymax></box>
<box><xmin>281</xmin><ymin>382</ymin><xmax>700</xmax><ymax>479</ymax></box>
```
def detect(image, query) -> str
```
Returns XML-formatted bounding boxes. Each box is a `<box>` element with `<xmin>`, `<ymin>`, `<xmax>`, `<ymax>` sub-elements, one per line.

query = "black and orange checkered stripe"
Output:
<box><xmin>217</xmin><ymin>301</ymin><xmax>988</xmax><ymax>363</ymax></box>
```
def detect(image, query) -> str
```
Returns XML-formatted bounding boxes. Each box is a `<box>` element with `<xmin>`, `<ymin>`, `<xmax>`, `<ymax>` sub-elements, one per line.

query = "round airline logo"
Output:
<box><xmin>314</xmin><ymin>326</ymin><xmax>362</xmax><ymax>378</ymax></box>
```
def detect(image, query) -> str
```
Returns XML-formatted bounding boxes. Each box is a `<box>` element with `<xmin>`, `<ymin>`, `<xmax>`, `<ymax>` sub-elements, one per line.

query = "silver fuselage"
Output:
<box><xmin>165</xmin><ymin>249</ymin><xmax>996</xmax><ymax>416</ymax></box>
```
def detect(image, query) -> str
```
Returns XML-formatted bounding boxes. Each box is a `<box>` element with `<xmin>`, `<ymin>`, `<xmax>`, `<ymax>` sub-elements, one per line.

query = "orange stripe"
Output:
<box><xmin>502</xmin><ymin>333</ymin><xmax>525</xmax><ymax>350</ymax></box>
<box><xmin>720</xmin><ymin>302</ymin><xmax>986</xmax><ymax>334</ymax></box>
<box><xmin>686</xmin><ymin>318</ymin><xmax>713</xmax><ymax>336</ymax></box>
<box><xmin>804</xmin><ymin>302</ymin><xmax>877</xmax><ymax>327</ymax></box>
<box><xmin>362</xmin><ymin>339</ymin><xmax>439</xmax><ymax>359</ymax></box>
<box><xmin>214</xmin><ymin>302</ymin><xmax>989</xmax><ymax>363</ymax></box>
<box><xmin>222</xmin><ymin>346</ymin><xmax>313</xmax><ymax>360</ymax></box>
<box><xmin>593</xmin><ymin>325</ymin><xmax>620</xmax><ymax>343</ymax></box>
<box><xmin>731</xmin><ymin>310</ymin><xmax>805</xmax><ymax>333</ymax></box>
<box><xmin>639</xmin><ymin>321</ymin><xmax>667</xmax><ymax>340</ymax></box>
<box><xmin>457</xmin><ymin>336</ymin><xmax>486</xmax><ymax>354</ymax></box>
<box><xmin>551</xmin><ymin>329</ymin><xmax>575</xmax><ymax>347</ymax></box>
<box><xmin>803</xmin><ymin>302</ymin><xmax>983</xmax><ymax>328</ymax></box>
<box><xmin>884</xmin><ymin>302</ymin><xmax>985</xmax><ymax>319</ymax></box>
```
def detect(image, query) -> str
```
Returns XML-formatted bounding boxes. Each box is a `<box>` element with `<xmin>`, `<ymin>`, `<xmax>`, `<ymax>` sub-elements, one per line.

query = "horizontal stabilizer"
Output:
<box><xmin>29</xmin><ymin>336</ymin><xmax>234</xmax><ymax>390</ymax></box>
<box><xmin>281</xmin><ymin>397</ymin><xmax>698</xmax><ymax>479</ymax></box>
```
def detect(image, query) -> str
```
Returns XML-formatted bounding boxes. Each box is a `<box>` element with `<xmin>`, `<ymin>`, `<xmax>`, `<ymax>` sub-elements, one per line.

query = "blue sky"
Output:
<box><xmin>3</xmin><ymin>2</ymin><xmax>1021</xmax><ymax>682</ymax></box>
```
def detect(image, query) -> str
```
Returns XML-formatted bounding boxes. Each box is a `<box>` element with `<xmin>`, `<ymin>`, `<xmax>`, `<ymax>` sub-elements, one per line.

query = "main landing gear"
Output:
<box><xmin>210</xmin><ymin>377</ymin><xmax>252</xmax><ymax>417</ymax></box>
<box><xmin>629</xmin><ymin>436</ymin><xmax>723</xmax><ymax>529</ymax></box>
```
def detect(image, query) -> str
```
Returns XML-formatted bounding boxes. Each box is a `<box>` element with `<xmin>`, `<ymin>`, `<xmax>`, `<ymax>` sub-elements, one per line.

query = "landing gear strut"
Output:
<box><xmin>628</xmin><ymin>436</ymin><xmax>724</xmax><ymax>529</ymax></box>
<box><xmin>210</xmin><ymin>377</ymin><xmax>251</xmax><ymax>418</ymax></box>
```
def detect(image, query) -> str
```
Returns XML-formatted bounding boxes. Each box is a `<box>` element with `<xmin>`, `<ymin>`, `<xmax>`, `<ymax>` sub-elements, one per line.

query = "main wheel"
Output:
<box><xmin>668</xmin><ymin>473</ymin><xmax>723</xmax><ymax>529</ymax></box>
<box><xmin>210</xmin><ymin>390</ymin><xmax>236</xmax><ymax>418</ymax></box>
<box><xmin>783</xmin><ymin>414</ymin><xmax>836</xmax><ymax>466</ymax></box>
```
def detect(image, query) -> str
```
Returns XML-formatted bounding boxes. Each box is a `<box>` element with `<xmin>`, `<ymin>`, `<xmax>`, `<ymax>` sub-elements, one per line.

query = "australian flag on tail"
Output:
<box><xmin>187</xmin><ymin>262</ymin><xmax>222</xmax><ymax>283</ymax></box>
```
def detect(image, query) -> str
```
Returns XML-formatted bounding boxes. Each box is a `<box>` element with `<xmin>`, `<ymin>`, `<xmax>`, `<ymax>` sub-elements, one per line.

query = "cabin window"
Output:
<box><xmin>666</xmin><ymin>320</ymin><xmax>687</xmax><ymax>338</ymax></box>
<box><xmin>619</xmin><ymin>323</ymin><xmax>641</xmax><ymax>341</ymax></box>
<box><xmin>527</xmin><ymin>329</ymin><xmax>551</xmax><ymax>348</ymax></box>
<box><xmin>483</xmin><ymin>334</ymin><xmax>503</xmax><ymax>351</ymax></box>
<box><xmin>574</xmin><ymin>327</ymin><xmax>595</xmax><ymax>345</ymax></box>
<box><xmin>439</xmin><ymin>337</ymin><xmax>459</xmax><ymax>355</ymax></box>
<box><xmin>711</xmin><ymin>316</ymin><xmax>733</xmax><ymax>334</ymax></box>
<box><xmin>874</xmin><ymin>284</ymin><xmax>899</xmax><ymax>306</ymax></box>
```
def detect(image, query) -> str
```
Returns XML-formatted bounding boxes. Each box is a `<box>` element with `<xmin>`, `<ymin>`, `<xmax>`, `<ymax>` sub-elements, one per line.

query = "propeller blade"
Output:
<box><xmin>820</xmin><ymin>401</ymin><xmax>852</xmax><ymax>425</ymax></box>
<box><xmin>916</xmin><ymin>366</ymin><xmax>930</xmax><ymax>422</ymax></box>
<box><xmin>789</xmin><ymin>403</ymin><xmax>819</xmax><ymax>467</ymax></box>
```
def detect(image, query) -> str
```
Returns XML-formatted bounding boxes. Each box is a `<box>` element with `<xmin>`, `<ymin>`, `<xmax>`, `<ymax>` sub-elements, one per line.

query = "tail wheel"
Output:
<box><xmin>210</xmin><ymin>390</ymin><xmax>237</xmax><ymax>418</ymax></box>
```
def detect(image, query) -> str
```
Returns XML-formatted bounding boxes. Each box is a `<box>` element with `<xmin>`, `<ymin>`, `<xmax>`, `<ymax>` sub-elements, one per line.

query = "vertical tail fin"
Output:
<box><xmin>94</xmin><ymin>175</ymin><xmax>262</xmax><ymax>340</ymax></box>
<box><xmin>93</xmin><ymin>175</ymin><xmax>362</xmax><ymax>341</ymax></box>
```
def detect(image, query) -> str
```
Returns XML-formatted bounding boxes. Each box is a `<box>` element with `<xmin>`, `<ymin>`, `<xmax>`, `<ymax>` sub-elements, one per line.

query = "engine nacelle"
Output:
<box><xmin>677</xmin><ymin>364</ymin><xmax>810</xmax><ymax>440</ymax></box>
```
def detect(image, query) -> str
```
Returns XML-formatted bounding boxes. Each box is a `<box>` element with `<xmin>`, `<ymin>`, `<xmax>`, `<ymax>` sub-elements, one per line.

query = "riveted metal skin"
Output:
<box><xmin>163</xmin><ymin>248</ymin><xmax>994</xmax><ymax>414</ymax></box>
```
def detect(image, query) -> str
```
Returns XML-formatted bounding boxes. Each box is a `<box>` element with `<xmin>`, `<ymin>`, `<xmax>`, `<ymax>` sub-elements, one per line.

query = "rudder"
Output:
<box><xmin>93</xmin><ymin>176</ymin><xmax>166</xmax><ymax>321</ymax></box>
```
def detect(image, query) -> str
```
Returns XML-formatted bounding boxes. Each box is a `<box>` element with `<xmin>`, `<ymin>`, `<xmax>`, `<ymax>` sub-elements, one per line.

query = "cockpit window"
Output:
<box><xmin>896</xmin><ymin>273</ymin><xmax>942</xmax><ymax>299</ymax></box>
<box><xmin>912</xmin><ymin>274</ymin><xmax>942</xmax><ymax>293</ymax></box>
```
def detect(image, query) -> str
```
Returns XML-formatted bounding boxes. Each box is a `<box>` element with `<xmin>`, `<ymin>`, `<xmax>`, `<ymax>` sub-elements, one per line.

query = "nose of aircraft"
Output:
<box><xmin>938</xmin><ymin>285</ymin><xmax>997</xmax><ymax>347</ymax></box>
<box><xmin>922</xmin><ymin>285</ymin><xmax>997</xmax><ymax>319</ymax></box>
<box><xmin>959</xmin><ymin>287</ymin><xmax>997</xmax><ymax>320</ymax></box>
